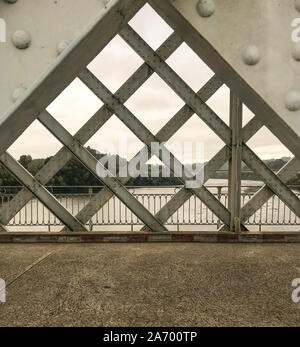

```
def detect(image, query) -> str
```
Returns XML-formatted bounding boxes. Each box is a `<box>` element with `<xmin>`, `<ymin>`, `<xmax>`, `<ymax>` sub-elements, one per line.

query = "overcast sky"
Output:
<box><xmin>8</xmin><ymin>4</ymin><xmax>292</xmax><ymax>162</ymax></box>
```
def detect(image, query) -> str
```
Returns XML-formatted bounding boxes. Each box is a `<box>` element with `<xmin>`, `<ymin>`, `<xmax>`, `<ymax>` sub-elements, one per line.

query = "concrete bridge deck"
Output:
<box><xmin>0</xmin><ymin>243</ymin><xmax>300</xmax><ymax>327</ymax></box>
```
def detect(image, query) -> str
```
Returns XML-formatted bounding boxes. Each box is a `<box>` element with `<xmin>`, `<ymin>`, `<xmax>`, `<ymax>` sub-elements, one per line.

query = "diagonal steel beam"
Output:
<box><xmin>76</xmin><ymin>78</ymin><xmax>263</xmax><ymax>231</ymax></box>
<box><xmin>149</xmin><ymin>0</ymin><xmax>300</xmax><ymax>162</ymax></box>
<box><xmin>140</xmin><ymin>147</ymin><xmax>232</xmax><ymax>231</ymax></box>
<box><xmin>119</xmin><ymin>25</ymin><xmax>300</xmax><ymax>222</ymax></box>
<box><xmin>69</xmin><ymin>75</ymin><xmax>223</xmax><ymax>226</ymax></box>
<box><xmin>79</xmin><ymin>69</ymin><xmax>231</xmax><ymax>227</ymax></box>
<box><xmin>38</xmin><ymin>111</ymin><xmax>167</xmax><ymax>232</ymax></box>
<box><xmin>0</xmin><ymin>224</ymin><xmax>8</xmax><ymax>232</ymax></box>
<box><xmin>119</xmin><ymin>24</ymin><xmax>231</xmax><ymax>145</ymax></box>
<box><xmin>120</xmin><ymin>25</ymin><xmax>288</xmax><ymax>230</ymax></box>
<box><xmin>242</xmin><ymin>146</ymin><xmax>300</xmax><ymax>218</ymax></box>
<box><xmin>0</xmin><ymin>153</ymin><xmax>87</xmax><ymax>232</ymax></box>
<box><xmin>241</xmin><ymin>158</ymin><xmax>300</xmax><ymax>223</ymax></box>
<box><xmin>0</xmin><ymin>32</ymin><xmax>183</xmax><ymax>226</ymax></box>
<box><xmin>0</xmin><ymin>0</ymin><xmax>146</xmax><ymax>158</ymax></box>
<box><xmin>143</xmin><ymin>117</ymin><xmax>265</xmax><ymax>230</ymax></box>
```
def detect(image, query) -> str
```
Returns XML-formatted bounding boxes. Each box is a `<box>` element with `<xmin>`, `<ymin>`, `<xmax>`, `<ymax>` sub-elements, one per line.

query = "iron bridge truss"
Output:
<box><xmin>0</xmin><ymin>0</ymin><xmax>299</xmax><ymax>242</ymax></box>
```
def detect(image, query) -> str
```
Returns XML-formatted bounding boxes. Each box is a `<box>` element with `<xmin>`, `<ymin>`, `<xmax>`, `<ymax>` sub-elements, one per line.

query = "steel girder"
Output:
<box><xmin>0</xmin><ymin>0</ymin><xmax>299</xmax><ymax>233</ymax></box>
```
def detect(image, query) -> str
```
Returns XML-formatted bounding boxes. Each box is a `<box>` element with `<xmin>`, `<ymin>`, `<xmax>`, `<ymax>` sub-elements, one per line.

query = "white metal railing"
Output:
<box><xmin>0</xmin><ymin>186</ymin><xmax>299</xmax><ymax>231</ymax></box>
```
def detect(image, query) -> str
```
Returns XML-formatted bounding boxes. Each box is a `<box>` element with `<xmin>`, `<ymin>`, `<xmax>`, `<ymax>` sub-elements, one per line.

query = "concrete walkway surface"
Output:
<box><xmin>0</xmin><ymin>243</ymin><xmax>299</xmax><ymax>327</ymax></box>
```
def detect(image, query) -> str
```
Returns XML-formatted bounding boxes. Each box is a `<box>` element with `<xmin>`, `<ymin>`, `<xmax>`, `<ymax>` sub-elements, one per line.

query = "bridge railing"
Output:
<box><xmin>0</xmin><ymin>185</ymin><xmax>299</xmax><ymax>232</ymax></box>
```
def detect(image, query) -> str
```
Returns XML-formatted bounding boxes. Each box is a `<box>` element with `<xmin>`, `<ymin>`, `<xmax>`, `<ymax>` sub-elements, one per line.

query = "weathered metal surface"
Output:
<box><xmin>38</xmin><ymin>111</ymin><xmax>167</xmax><ymax>232</ymax></box>
<box><xmin>0</xmin><ymin>0</ymin><xmax>143</xmax><ymax>117</ymax></box>
<box><xmin>228</xmin><ymin>93</ymin><xmax>243</xmax><ymax>232</ymax></box>
<box><xmin>150</xmin><ymin>0</ymin><xmax>300</xmax><ymax>160</ymax></box>
<box><xmin>74</xmin><ymin>74</ymin><xmax>224</xmax><ymax>229</ymax></box>
<box><xmin>242</xmin><ymin>145</ymin><xmax>300</xmax><ymax>218</ymax></box>
<box><xmin>120</xmin><ymin>24</ymin><xmax>232</xmax><ymax>145</ymax></box>
<box><xmin>79</xmin><ymin>67</ymin><xmax>231</xmax><ymax>227</ymax></box>
<box><xmin>0</xmin><ymin>153</ymin><xmax>87</xmax><ymax>231</ymax></box>
<box><xmin>0</xmin><ymin>0</ymin><xmax>298</xmax><ymax>235</ymax></box>
<box><xmin>241</xmin><ymin>157</ymin><xmax>300</xmax><ymax>223</ymax></box>
<box><xmin>140</xmin><ymin>147</ymin><xmax>231</xmax><ymax>231</ymax></box>
<box><xmin>147</xmin><ymin>113</ymin><xmax>272</xmax><ymax>232</ymax></box>
<box><xmin>0</xmin><ymin>0</ymin><xmax>145</xmax><ymax>155</ymax></box>
<box><xmin>0</xmin><ymin>0</ymin><xmax>146</xmax><ymax>230</ymax></box>
<box><xmin>0</xmin><ymin>31</ymin><xmax>183</xmax><ymax>226</ymax></box>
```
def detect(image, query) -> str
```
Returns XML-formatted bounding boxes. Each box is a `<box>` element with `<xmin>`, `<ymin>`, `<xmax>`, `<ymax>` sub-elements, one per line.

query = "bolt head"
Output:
<box><xmin>12</xmin><ymin>30</ymin><xmax>31</xmax><ymax>49</ymax></box>
<box><xmin>57</xmin><ymin>41</ymin><xmax>69</xmax><ymax>55</ymax></box>
<box><xmin>242</xmin><ymin>45</ymin><xmax>261</xmax><ymax>65</ymax></box>
<box><xmin>3</xmin><ymin>0</ymin><xmax>18</xmax><ymax>3</ymax></box>
<box><xmin>285</xmin><ymin>91</ymin><xmax>300</xmax><ymax>111</ymax></box>
<box><xmin>196</xmin><ymin>0</ymin><xmax>215</xmax><ymax>18</ymax></box>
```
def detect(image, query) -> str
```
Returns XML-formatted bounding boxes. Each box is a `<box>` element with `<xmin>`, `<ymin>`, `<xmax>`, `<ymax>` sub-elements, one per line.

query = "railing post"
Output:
<box><xmin>228</xmin><ymin>92</ymin><xmax>242</xmax><ymax>233</ymax></box>
<box><xmin>217</xmin><ymin>186</ymin><xmax>222</xmax><ymax>229</ymax></box>
<box><xmin>88</xmin><ymin>187</ymin><xmax>93</xmax><ymax>231</ymax></box>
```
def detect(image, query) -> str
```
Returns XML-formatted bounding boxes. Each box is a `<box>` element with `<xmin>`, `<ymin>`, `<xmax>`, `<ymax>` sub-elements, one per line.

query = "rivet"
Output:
<box><xmin>196</xmin><ymin>0</ymin><xmax>215</xmax><ymax>18</ymax></box>
<box><xmin>57</xmin><ymin>41</ymin><xmax>69</xmax><ymax>55</ymax></box>
<box><xmin>12</xmin><ymin>30</ymin><xmax>31</xmax><ymax>49</ymax></box>
<box><xmin>295</xmin><ymin>0</ymin><xmax>300</xmax><ymax>12</ymax></box>
<box><xmin>285</xmin><ymin>90</ymin><xmax>300</xmax><ymax>111</ymax></box>
<box><xmin>292</xmin><ymin>43</ymin><xmax>300</xmax><ymax>61</ymax></box>
<box><xmin>242</xmin><ymin>45</ymin><xmax>261</xmax><ymax>65</ymax></box>
<box><xmin>12</xmin><ymin>87</ymin><xmax>26</xmax><ymax>102</ymax></box>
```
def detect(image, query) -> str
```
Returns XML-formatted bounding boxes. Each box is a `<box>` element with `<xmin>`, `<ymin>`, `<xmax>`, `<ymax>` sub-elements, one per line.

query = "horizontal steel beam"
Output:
<box><xmin>1</xmin><ymin>232</ymin><xmax>299</xmax><ymax>243</ymax></box>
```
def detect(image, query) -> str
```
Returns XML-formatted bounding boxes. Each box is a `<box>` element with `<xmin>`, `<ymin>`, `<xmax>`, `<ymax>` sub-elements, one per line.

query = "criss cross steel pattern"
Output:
<box><xmin>0</xmin><ymin>0</ymin><xmax>299</xmax><ymax>235</ymax></box>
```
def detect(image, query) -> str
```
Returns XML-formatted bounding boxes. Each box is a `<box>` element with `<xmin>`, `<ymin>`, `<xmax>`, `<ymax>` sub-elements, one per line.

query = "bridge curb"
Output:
<box><xmin>0</xmin><ymin>232</ymin><xmax>299</xmax><ymax>243</ymax></box>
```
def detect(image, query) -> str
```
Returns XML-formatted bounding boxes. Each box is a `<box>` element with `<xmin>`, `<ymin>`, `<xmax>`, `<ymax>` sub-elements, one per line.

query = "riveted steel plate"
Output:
<box><xmin>161</xmin><ymin>0</ymin><xmax>300</xmax><ymax>142</ymax></box>
<box><xmin>0</xmin><ymin>0</ymin><xmax>111</xmax><ymax>118</ymax></box>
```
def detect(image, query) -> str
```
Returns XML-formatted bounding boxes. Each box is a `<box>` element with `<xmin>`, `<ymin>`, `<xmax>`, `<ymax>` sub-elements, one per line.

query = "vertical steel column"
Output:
<box><xmin>228</xmin><ymin>92</ymin><xmax>243</xmax><ymax>232</ymax></box>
